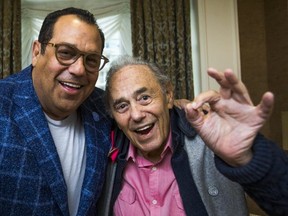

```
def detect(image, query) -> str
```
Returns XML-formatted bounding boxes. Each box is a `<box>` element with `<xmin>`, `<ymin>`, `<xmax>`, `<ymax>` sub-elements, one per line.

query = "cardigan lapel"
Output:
<box><xmin>13</xmin><ymin>67</ymin><xmax>69</xmax><ymax>215</ymax></box>
<box><xmin>171</xmin><ymin>108</ymin><xmax>208</xmax><ymax>216</ymax></box>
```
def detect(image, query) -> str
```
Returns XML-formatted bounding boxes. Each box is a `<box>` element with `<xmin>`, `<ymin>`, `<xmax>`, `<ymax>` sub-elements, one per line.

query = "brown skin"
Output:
<box><xmin>109</xmin><ymin>65</ymin><xmax>174</xmax><ymax>163</ymax></box>
<box><xmin>32</xmin><ymin>15</ymin><xmax>103</xmax><ymax>120</ymax></box>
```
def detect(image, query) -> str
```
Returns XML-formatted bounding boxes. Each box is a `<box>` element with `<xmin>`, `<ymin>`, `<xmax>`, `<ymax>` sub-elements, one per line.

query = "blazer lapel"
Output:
<box><xmin>77</xmin><ymin>105</ymin><xmax>111</xmax><ymax>215</ymax></box>
<box><xmin>13</xmin><ymin>70</ymin><xmax>69</xmax><ymax>215</ymax></box>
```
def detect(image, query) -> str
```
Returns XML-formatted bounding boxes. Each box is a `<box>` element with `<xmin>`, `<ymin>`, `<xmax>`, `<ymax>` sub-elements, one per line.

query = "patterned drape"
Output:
<box><xmin>130</xmin><ymin>0</ymin><xmax>193</xmax><ymax>99</ymax></box>
<box><xmin>0</xmin><ymin>0</ymin><xmax>21</xmax><ymax>79</ymax></box>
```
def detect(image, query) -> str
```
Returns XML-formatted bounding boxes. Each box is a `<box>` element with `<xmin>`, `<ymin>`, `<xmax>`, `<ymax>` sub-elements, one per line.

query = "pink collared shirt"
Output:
<box><xmin>113</xmin><ymin>132</ymin><xmax>185</xmax><ymax>216</ymax></box>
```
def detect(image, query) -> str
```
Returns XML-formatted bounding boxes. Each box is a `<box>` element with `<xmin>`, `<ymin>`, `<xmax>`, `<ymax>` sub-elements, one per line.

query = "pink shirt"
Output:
<box><xmin>113</xmin><ymin>132</ymin><xmax>186</xmax><ymax>216</ymax></box>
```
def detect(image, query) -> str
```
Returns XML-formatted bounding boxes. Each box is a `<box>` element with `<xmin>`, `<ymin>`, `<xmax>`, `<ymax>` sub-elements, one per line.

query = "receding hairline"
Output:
<box><xmin>52</xmin><ymin>14</ymin><xmax>104</xmax><ymax>48</ymax></box>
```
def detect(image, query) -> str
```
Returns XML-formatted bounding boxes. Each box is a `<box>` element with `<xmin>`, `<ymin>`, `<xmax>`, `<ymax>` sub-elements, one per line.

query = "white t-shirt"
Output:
<box><xmin>45</xmin><ymin>111</ymin><xmax>86</xmax><ymax>216</ymax></box>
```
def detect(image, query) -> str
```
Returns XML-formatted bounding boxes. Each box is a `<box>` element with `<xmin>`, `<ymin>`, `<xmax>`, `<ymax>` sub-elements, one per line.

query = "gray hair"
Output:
<box><xmin>104</xmin><ymin>56</ymin><xmax>171</xmax><ymax>115</ymax></box>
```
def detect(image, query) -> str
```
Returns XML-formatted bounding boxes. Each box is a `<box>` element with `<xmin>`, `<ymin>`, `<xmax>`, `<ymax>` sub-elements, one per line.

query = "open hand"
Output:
<box><xmin>183</xmin><ymin>68</ymin><xmax>274</xmax><ymax>167</ymax></box>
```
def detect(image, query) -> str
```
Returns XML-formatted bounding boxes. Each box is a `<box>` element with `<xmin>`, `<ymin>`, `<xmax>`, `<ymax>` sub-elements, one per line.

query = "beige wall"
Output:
<box><xmin>191</xmin><ymin>0</ymin><xmax>240</xmax><ymax>95</ymax></box>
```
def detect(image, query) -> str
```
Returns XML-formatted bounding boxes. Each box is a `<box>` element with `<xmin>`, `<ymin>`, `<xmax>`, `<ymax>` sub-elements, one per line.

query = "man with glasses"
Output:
<box><xmin>0</xmin><ymin>7</ymin><xmax>111</xmax><ymax>216</ymax></box>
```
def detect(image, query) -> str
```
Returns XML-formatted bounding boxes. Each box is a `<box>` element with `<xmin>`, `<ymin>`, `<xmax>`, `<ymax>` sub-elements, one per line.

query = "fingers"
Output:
<box><xmin>207</xmin><ymin>68</ymin><xmax>235</xmax><ymax>100</ymax></box>
<box><xmin>207</xmin><ymin>68</ymin><xmax>226</xmax><ymax>86</ymax></box>
<box><xmin>184</xmin><ymin>102</ymin><xmax>207</xmax><ymax>129</ymax></box>
<box><xmin>258</xmin><ymin>92</ymin><xmax>274</xmax><ymax>119</ymax></box>
<box><xmin>174</xmin><ymin>99</ymin><xmax>191</xmax><ymax>110</ymax></box>
<box><xmin>190</xmin><ymin>90</ymin><xmax>221</xmax><ymax>110</ymax></box>
<box><xmin>207</xmin><ymin>68</ymin><xmax>253</xmax><ymax>105</ymax></box>
<box><xmin>223</xmin><ymin>69</ymin><xmax>253</xmax><ymax>104</ymax></box>
<box><xmin>184</xmin><ymin>91</ymin><xmax>219</xmax><ymax>129</ymax></box>
<box><xmin>185</xmin><ymin>103</ymin><xmax>200</xmax><ymax>121</ymax></box>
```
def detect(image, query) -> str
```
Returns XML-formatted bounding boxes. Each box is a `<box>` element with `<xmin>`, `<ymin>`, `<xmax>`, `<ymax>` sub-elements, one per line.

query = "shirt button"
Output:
<box><xmin>152</xmin><ymin>167</ymin><xmax>157</xmax><ymax>171</ymax></box>
<box><xmin>152</xmin><ymin>199</ymin><xmax>157</xmax><ymax>205</ymax></box>
<box><xmin>208</xmin><ymin>186</ymin><xmax>219</xmax><ymax>196</ymax></box>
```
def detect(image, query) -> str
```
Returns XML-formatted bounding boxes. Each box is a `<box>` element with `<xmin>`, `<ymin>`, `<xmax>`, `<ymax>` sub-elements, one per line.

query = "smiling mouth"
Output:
<box><xmin>60</xmin><ymin>81</ymin><xmax>82</xmax><ymax>89</ymax></box>
<box><xmin>135</xmin><ymin>124</ymin><xmax>154</xmax><ymax>135</ymax></box>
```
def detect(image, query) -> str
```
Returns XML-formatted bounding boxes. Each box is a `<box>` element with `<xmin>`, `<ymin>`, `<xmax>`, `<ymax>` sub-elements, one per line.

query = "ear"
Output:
<box><xmin>32</xmin><ymin>40</ymin><xmax>41</xmax><ymax>66</ymax></box>
<box><xmin>165</xmin><ymin>82</ymin><xmax>174</xmax><ymax>109</ymax></box>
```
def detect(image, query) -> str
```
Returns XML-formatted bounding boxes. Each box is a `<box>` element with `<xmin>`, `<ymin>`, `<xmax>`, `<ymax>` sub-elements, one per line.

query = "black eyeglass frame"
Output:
<box><xmin>42</xmin><ymin>42</ymin><xmax>109</xmax><ymax>73</ymax></box>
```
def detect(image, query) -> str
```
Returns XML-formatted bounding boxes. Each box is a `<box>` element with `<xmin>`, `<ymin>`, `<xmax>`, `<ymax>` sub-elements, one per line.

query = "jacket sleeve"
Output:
<box><xmin>215</xmin><ymin>134</ymin><xmax>288</xmax><ymax>216</ymax></box>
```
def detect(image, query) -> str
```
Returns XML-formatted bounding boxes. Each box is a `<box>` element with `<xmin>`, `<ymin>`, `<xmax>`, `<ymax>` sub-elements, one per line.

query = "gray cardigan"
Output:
<box><xmin>184</xmin><ymin>134</ymin><xmax>248</xmax><ymax>215</ymax></box>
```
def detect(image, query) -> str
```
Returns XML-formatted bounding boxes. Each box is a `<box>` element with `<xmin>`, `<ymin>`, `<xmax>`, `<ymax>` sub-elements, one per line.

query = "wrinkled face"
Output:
<box><xmin>32</xmin><ymin>15</ymin><xmax>103</xmax><ymax>120</ymax></box>
<box><xmin>109</xmin><ymin>65</ymin><xmax>174</xmax><ymax>162</ymax></box>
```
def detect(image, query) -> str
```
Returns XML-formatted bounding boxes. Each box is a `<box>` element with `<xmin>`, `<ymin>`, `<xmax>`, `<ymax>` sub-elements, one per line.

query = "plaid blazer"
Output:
<box><xmin>0</xmin><ymin>66</ymin><xmax>112</xmax><ymax>216</ymax></box>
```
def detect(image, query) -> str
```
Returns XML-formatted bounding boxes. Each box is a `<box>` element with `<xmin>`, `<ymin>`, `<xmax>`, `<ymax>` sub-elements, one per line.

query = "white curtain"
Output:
<box><xmin>21</xmin><ymin>0</ymin><xmax>132</xmax><ymax>88</ymax></box>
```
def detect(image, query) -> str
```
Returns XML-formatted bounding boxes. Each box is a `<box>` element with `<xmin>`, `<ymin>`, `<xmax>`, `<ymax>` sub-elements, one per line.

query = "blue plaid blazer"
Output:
<box><xmin>0</xmin><ymin>65</ymin><xmax>112</xmax><ymax>216</ymax></box>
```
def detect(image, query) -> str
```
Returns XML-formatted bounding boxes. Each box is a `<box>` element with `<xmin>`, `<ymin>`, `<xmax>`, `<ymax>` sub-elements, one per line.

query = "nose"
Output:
<box><xmin>68</xmin><ymin>55</ymin><xmax>86</xmax><ymax>76</ymax></box>
<box><xmin>130</xmin><ymin>104</ymin><xmax>145</xmax><ymax>122</ymax></box>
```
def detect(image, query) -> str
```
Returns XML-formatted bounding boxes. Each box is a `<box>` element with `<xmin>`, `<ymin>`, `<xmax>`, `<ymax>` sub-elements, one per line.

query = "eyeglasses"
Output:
<box><xmin>42</xmin><ymin>42</ymin><xmax>109</xmax><ymax>73</ymax></box>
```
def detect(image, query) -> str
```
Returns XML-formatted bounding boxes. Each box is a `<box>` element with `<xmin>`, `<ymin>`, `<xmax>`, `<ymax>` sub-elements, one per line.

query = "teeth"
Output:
<box><xmin>62</xmin><ymin>82</ymin><xmax>81</xmax><ymax>89</ymax></box>
<box><xmin>136</xmin><ymin>125</ymin><xmax>152</xmax><ymax>132</ymax></box>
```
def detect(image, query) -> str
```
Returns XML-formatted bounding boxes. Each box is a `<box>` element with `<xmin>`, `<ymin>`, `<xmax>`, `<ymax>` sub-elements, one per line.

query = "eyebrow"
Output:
<box><xmin>134</xmin><ymin>87</ymin><xmax>148</xmax><ymax>96</ymax></box>
<box><xmin>112</xmin><ymin>87</ymin><xmax>148</xmax><ymax>107</ymax></box>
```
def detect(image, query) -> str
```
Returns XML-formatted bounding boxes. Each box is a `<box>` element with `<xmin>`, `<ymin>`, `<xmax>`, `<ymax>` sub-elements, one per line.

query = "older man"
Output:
<box><xmin>97</xmin><ymin>56</ymin><xmax>288</xmax><ymax>216</ymax></box>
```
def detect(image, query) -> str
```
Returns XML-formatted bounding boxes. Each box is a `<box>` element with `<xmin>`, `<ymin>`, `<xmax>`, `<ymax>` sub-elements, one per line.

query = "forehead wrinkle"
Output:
<box><xmin>112</xmin><ymin>86</ymin><xmax>148</xmax><ymax>107</ymax></box>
